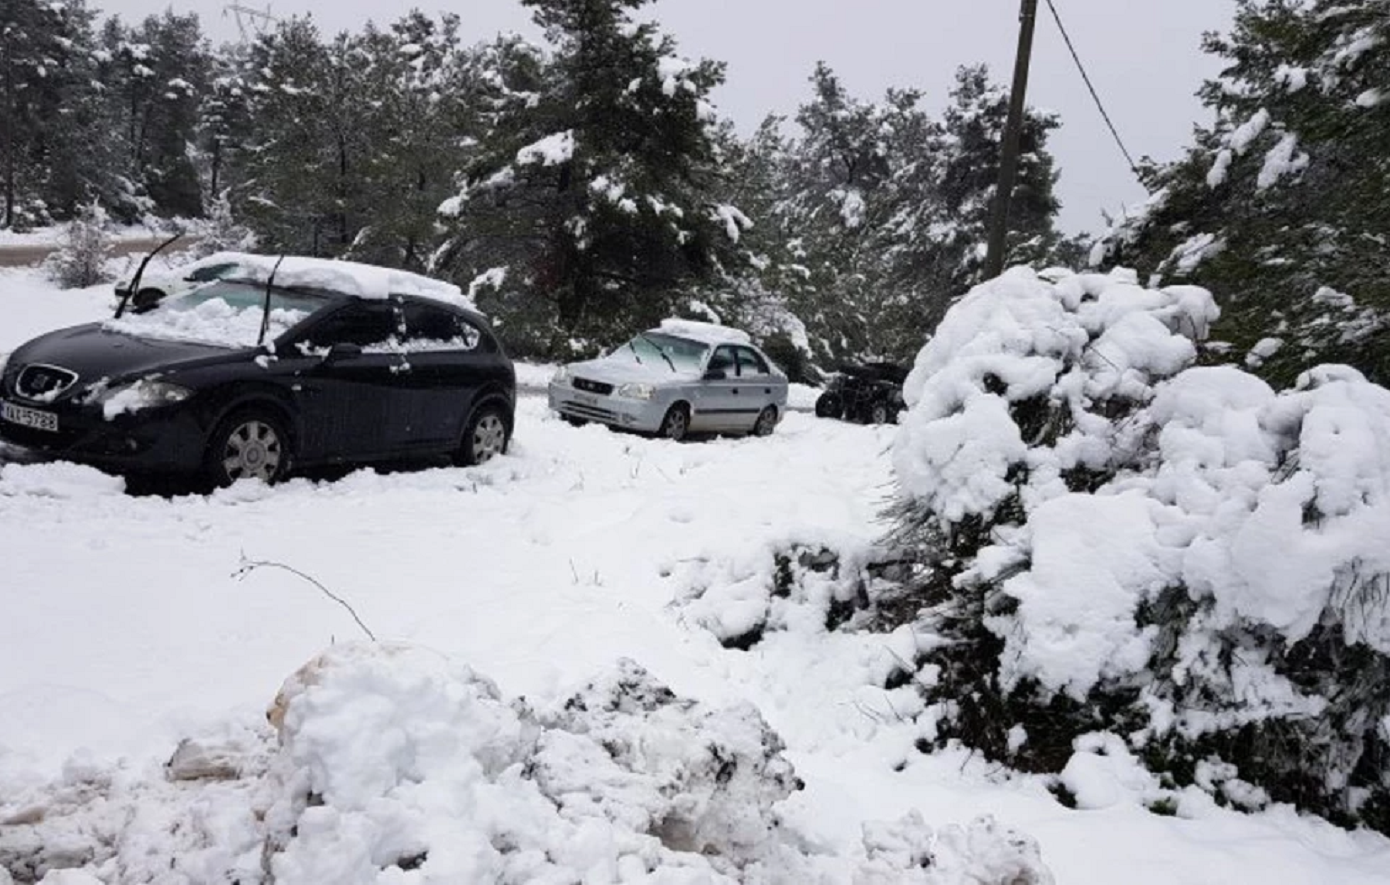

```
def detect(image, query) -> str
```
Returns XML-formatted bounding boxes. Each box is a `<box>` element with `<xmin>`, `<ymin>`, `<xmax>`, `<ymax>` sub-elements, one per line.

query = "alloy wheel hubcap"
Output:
<box><xmin>666</xmin><ymin>411</ymin><xmax>686</xmax><ymax>438</ymax></box>
<box><xmin>223</xmin><ymin>420</ymin><xmax>282</xmax><ymax>482</ymax></box>
<box><xmin>472</xmin><ymin>414</ymin><xmax>506</xmax><ymax>463</ymax></box>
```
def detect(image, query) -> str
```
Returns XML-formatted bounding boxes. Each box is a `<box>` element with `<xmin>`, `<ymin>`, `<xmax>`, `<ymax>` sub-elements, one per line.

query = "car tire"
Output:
<box><xmin>457</xmin><ymin>403</ymin><xmax>510</xmax><ymax>466</ymax></box>
<box><xmin>814</xmin><ymin>392</ymin><xmax>843</xmax><ymax>420</ymax></box>
<box><xmin>206</xmin><ymin>408</ymin><xmax>291</xmax><ymax>487</ymax></box>
<box><xmin>562</xmin><ymin>415</ymin><xmax>588</xmax><ymax>427</ymax></box>
<box><xmin>657</xmin><ymin>404</ymin><xmax>690</xmax><ymax>441</ymax></box>
<box><xmin>869</xmin><ymin>403</ymin><xmax>890</xmax><ymax>425</ymax></box>
<box><xmin>752</xmin><ymin>405</ymin><xmax>778</xmax><ymax>437</ymax></box>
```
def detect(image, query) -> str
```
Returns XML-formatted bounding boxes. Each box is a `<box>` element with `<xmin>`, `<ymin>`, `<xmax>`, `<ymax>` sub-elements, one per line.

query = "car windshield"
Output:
<box><xmin>104</xmin><ymin>281</ymin><xmax>329</xmax><ymax>349</ymax></box>
<box><xmin>617</xmin><ymin>332</ymin><xmax>708</xmax><ymax>372</ymax></box>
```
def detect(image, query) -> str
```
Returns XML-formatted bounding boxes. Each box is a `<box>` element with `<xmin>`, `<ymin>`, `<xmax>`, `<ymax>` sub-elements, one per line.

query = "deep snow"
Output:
<box><xmin>2</xmin><ymin>267</ymin><xmax>1390</xmax><ymax>883</ymax></box>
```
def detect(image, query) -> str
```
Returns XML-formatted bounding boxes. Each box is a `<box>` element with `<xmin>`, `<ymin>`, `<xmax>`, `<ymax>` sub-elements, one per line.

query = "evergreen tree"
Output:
<box><xmin>94</xmin><ymin>13</ymin><xmax>211</xmax><ymax>219</ymax></box>
<box><xmin>0</xmin><ymin>0</ymin><xmax>101</xmax><ymax>227</ymax></box>
<box><xmin>749</xmin><ymin>63</ymin><xmax>1066</xmax><ymax>364</ymax></box>
<box><xmin>344</xmin><ymin>12</ymin><xmax>475</xmax><ymax>270</ymax></box>
<box><xmin>438</xmin><ymin>0</ymin><xmax>745</xmax><ymax>356</ymax></box>
<box><xmin>1094</xmin><ymin>0</ymin><xmax>1390</xmax><ymax>387</ymax></box>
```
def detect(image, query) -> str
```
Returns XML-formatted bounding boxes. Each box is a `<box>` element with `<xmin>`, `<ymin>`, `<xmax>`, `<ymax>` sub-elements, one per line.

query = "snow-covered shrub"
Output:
<box><xmin>884</xmin><ymin>266</ymin><xmax>1390</xmax><ymax>833</ymax></box>
<box><xmin>676</xmin><ymin>540</ymin><xmax>875</xmax><ymax>650</ymax></box>
<box><xmin>44</xmin><ymin>203</ymin><xmax>112</xmax><ymax>289</ymax></box>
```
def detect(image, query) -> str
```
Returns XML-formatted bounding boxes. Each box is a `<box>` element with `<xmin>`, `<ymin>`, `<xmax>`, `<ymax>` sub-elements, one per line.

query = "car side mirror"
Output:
<box><xmin>703</xmin><ymin>368</ymin><xmax>727</xmax><ymax>381</ymax></box>
<box><xmin>323</xmin><ymin>342</ymin><xmax>362</xmax><ymax>363</ymax></box>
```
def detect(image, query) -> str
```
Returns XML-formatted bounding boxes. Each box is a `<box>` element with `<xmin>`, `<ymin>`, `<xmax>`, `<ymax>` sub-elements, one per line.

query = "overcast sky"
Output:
<box><xmin>100</xmin><ymin>0</ymin><xmax>1236</xmax><ymax>235</ymax></box>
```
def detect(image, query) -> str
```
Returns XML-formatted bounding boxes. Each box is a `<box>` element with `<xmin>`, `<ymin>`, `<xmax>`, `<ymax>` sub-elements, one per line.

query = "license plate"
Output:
<box><xmin>1</xmin><ymin>401</ymin><xmax>59</xmax><ymax>432</ymax></box>
<box><xmin>574</xmin><ymin>393</ymin><xmax>598</xmax><ymax>406</ymax></box>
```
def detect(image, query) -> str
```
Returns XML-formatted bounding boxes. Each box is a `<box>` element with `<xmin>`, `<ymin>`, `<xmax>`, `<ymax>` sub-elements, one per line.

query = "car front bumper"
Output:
<box><xmin>0</xmin><ymin>398</ymin><xmax>209</xmax><ymax>474</ymax></box>
<box><xmin>548</xmin><ymin>381</ymin><xmax>668</xmax><ymax>432</ymax></box>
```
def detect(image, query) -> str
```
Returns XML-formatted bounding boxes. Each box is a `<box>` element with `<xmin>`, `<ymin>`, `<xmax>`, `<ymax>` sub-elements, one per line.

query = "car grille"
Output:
<box><xmin>572</xmin><ymin>377</ymin><xmax>613</xmax><ymax>396</ymax></box>
<box><xmin>16</xmin><ymin>364</ymin><xmax>78</xmax><ymax>401</ymax></box>
<box><xmin>559</xmin><ymin>400</ymin><xmax>619</xmax><ymax>422</ymax></box>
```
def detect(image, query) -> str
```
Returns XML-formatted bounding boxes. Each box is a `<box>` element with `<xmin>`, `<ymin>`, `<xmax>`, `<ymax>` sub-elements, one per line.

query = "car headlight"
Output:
<box><xmin>617</xmin><ymin>382</ymin><xmax>655</xmax><ymax>400</ymax></box>
<box><xmin>94</xmin><ymin>379</ymin><xmax>193</xmax><ymax>419</ymax></box>
<box><xmin>551</xmin><ymin>365</ymin><xmax>571</xmax><ymax>385</ymax></box>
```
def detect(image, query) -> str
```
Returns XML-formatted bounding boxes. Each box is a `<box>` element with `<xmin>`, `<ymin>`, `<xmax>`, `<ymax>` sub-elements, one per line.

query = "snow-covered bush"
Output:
<box><xmin>44</xmin><ymin>203</ymin><xmax>112</xmax><ymax>289</ymax></box>
<box><xmin>676</xmin><ymin>540</ymin><xmax>877</xmax><ymax>650</ymax></box>
<box><xmin>884</xmin><ymin>266</ymin><xmax>1390</xmax><ymax>833</ymax></box>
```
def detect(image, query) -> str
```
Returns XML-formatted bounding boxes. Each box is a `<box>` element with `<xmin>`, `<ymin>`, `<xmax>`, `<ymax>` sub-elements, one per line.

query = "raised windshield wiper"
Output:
<box><xmin>638</xmin><ymin>334</ymin><xmax>677</xmax><ymax>372</ymax></box>
<box><xmin>626</xmin><ymin>340</ymin><xmax>643</xmax><ymax>364</ymax></box>
<box><xmin>114</xmin><ymin>231</ymin><xmax>184</xmax><ymax>318</ymax></box>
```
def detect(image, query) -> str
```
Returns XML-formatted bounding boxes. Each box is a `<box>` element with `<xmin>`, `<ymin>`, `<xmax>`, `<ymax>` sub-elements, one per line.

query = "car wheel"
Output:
<box><xmin>752</xmin><ymin>405</ymin><xmax>778</xmax><ymax>437</ymax></box>
<box><xmin>207</xmin><ymin>409</ymin><xmax>290</xmax><ymax>486</ymax></box>
<box><xmin>870</xmin><ymin>403</ymin><xmax>890</xmax><ymax>425</ymax></box>
<box><xmin>657</xmin><ymin>404</ymin><xmax>690</xmax><ymax>441</ymax></box>
<box><xmin>458</xmin><ymin>404</ymin><xmax>510</xmax><ymax>466</ymax></box>
<box><xmin>814</xmin><ymin>392</ymin><xmax>843</xmax><ymax>420</ymax></box>
<box><xmin>562</xmin><ymin>415</ymin><xmax>588</xmax><ymax>427</ymax></box>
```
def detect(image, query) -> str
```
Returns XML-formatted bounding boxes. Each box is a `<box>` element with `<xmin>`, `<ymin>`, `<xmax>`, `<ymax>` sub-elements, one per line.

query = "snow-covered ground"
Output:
<box><xmin>2</xmin><ymin>268</ymin><xmax>1390</xmax><ymax>883</ymax></box>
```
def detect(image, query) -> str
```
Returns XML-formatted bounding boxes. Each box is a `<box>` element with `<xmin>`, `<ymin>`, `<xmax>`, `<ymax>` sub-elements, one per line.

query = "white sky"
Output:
<box><xmin>105</xmin><ymin>0</ymin><xmax>1236</xmax><ymax>235</ymax></box>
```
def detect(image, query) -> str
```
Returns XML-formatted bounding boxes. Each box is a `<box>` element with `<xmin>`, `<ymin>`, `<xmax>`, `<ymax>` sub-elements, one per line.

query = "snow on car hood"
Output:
<box><xmin>567</xmin><ymin>350</ymin><xmax>702</xmax><ymax>384</ymax></box>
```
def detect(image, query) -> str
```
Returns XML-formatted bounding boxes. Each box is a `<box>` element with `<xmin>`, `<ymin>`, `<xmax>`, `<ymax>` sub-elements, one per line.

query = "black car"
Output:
<box><xmin>813</xmin><ymin>362</ymin><xmax>909</xmax><ymax>424</ymax></box>
<box><xmin>0</xmin><ymin>273</ymin><xmax>515</xmax><ymax>487</ymax></box>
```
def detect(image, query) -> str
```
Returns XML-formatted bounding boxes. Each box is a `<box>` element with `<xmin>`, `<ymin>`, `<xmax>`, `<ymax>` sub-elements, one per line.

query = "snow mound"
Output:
<box><xmin>532</xmin><ymin>658</ymin><xmax>799</xmax><ymax>863</ymax></box>
<box><xmin>1</xmin><ymin>644</ymin><xmax>1057</xmax><ymax>884</ymax></box>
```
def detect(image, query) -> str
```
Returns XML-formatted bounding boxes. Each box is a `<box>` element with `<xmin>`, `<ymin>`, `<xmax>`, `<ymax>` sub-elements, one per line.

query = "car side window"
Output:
<box><xmin>735</xmin><ymin>347</ymin><xmax>770</xmax><ymax>377</ymax></box>
<box><xmin>401</xmin><ymin>301</ymin><xmax>482</xmax><ymax>352</ymax></box>
<box><xmin>708</xmin><ymin>346</ymin><xmax>736</xmax><ymax>376</ymax></box>
<box><xmin>186</xmin><ymin>263</ymin><xmax>237</xmax><ymax>283</ymax></box>
<box><xmin>297</xmin><ymin>302</ymin><xmax>397</xmax><ymax>352</ymax></box>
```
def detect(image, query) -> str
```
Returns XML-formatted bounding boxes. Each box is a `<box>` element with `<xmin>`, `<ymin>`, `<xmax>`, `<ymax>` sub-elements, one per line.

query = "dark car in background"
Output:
<box><xmin>0</xmin><ymin>256</ymin><xmax>515</xmax><ymax>487</ymax></box>
<box><xmin>814</xmin><ymin>362</ymin><xmax>909</xmax><ymax>425</ymax></box>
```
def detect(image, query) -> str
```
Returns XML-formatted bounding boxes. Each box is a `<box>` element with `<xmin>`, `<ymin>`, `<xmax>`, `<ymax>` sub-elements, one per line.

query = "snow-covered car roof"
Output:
<box><xmin>201</xmin><ymin>252</ymin><xmax>474</xmax><ymax>311</ymax></box>
<box><xmin>122</xmin><ymin>251</ymin><xmax>474</xmax><ymax>311</ymax></box>
<box><xmin>655</xmin><ymin>318</ymin><xmax>752</xmax><ymax>347</ymax></box>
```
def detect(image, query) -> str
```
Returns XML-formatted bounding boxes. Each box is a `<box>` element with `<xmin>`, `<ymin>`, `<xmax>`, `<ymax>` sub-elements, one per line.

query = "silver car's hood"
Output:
<box><xmin>568</xmin><ymin>353</ymin><xmax>701</xmax><ymax>385</ymax></box>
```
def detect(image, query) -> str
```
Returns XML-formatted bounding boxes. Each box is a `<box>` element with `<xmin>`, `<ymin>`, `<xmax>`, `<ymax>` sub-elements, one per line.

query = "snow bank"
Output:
<box><xmin>1</xmin><ymin>644</ymin><xmax>1055</xmax><ymax>884</ymax></box>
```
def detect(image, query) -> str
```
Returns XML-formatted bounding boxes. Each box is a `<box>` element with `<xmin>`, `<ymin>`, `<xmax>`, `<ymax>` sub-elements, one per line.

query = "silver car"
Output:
<box><xmin>548</xmin><ymin>320</ymin><xmax>788</xmax><ymax>440</ymax></box>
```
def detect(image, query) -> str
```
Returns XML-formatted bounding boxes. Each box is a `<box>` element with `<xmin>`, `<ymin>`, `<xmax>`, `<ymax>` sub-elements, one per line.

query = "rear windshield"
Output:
<box><xmin>105</xmin><ymin>282</ymin><xmax>330</xmax><ymax>348</ymax></box>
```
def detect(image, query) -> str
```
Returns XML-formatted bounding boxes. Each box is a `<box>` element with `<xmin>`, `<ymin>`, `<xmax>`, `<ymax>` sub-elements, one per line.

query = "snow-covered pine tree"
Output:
<box><xmin>1093</xmin><ymin>0</ymin><xmax>1390</xmax><ymax>388</ymax></box>
<box><xmin>746</xmin><ymin>63</ymin><xmax>1069</xmax><ymax>366</ymax></box>
<box><xmin>232</xmin><ymin>19</ymin><xmax>363</xmax><ymax>255</ymax></box>
<box><xmin>0</xmin><ymin>0</ymin><xmax>103</xmax><ymax>228</ymax></box>
<box><xmin>436</xmin><ymin>0</ymin><xmax>745</xmax><ymax>357</ymax></box>
<box><xmin>343</xmin><ymin>13</ymin><xmax>475</xmax><ymax>271</ymax></box>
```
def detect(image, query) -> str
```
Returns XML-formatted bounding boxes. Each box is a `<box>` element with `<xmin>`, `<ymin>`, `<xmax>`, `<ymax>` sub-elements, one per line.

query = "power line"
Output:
<box><xmin>1042</xmin><ymin>0</ymin><xmax>1145</xmax><ymax>184</ymax></box>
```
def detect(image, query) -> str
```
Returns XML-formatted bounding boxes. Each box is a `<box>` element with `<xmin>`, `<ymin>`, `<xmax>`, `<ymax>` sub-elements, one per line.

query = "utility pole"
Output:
<box><xmin>983</xmin><ymin>0</ymin><xmax>1039</xmax><ymax>280</ymax></box>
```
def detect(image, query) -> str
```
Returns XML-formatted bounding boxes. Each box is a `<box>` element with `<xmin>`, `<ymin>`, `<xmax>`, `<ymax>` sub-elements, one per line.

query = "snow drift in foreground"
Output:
<box><xmin>889</xmin><ymin>265</ymin><xmax>1390</xmax><ymax>829</ymax></box>
<box><xmin>0</xmin><ymin>643</ymin><xmax>1052</xmax><ymax>885</ymax></box>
